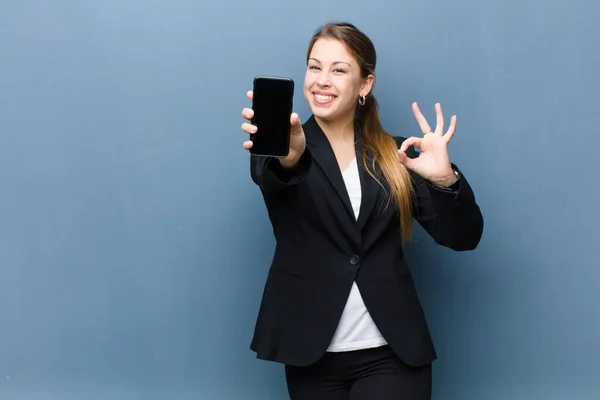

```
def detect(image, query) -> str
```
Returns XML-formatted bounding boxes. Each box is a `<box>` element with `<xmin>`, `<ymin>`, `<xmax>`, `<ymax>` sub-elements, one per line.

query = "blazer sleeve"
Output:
<box><xmin>250</xmin><ymin>149</ymin><xmax>313</xmax><ymax>193</ymax></box>
<box><xmin>395</xmin><ymin>137</ymin><xmax>484</xmax><ymax>251</ymax></box>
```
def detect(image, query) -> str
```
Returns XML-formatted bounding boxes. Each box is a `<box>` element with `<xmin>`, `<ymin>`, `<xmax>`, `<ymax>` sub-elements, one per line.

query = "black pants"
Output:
<box><xmin>284</xmin><ymin>345</ymin><xmax>432</xmax><ymax>400</ymax></box>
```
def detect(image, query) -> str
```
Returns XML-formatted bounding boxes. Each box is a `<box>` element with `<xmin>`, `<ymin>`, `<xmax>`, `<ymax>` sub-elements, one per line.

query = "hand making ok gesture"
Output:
<box><xmin>397</xmin><ymin>102</ymin><xmax>459</xmax><ymax>187</ymax></box>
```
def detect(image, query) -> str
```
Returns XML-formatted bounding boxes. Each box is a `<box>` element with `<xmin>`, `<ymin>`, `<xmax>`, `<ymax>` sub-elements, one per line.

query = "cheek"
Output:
<box><xmin>334</xmin><ymin>79</ymin><xmax>357</xmax><ymax>100</ymax></box>
<box><xmin>303</xmin><ymin>72</ymin><xmax>315</xmax><ymax>91</ymax></box>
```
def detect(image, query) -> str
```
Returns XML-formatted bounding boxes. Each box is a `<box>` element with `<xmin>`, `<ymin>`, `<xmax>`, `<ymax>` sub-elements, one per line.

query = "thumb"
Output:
<box><xmin>290</xmin><ymin>113</ymin><xmax>303</xmax><ymax>136</ymax></box>
<box><xmin>397</xmin><ymin>149</ymin><xmax>414</xmax><ymax>169</ymax></box>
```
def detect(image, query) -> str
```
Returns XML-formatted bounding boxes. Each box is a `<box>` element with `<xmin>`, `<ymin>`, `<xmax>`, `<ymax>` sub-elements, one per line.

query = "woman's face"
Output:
<box><xmin>304</xmin><ymin>38</ymin><xmax>373</xmax><ymax>124</ymax></box>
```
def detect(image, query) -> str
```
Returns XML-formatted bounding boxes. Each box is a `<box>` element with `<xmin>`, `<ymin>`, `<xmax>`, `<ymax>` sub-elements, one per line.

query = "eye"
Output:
<box><xmin>308</xmin><ymin>65</ymin><xmax>321</xmax><ymax>70</ymax></box>
<box><xmin>333</xmin><ymin>68</ymin><xmax>346</xmax><ymax>74</ymax></box>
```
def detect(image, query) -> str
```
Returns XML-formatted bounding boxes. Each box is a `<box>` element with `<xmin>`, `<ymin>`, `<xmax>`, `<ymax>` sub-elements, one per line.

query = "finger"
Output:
<box><xmin>241</xmin><ymin>122</ymin><xmax>257</xmax><ymax>134</ymax></box>
<box><xmin>435</xmin><ymin>103</ymin><xmax>444</xmax><ymax>135</ymax></box>
<box><xmin>243</xmin><ymin>140</ymin><xmax>253</xmax><ymax>150</ymax></box>
<box><xmin>399</xmin><ymin>136</ymin><xmax>423</xmax><ymax>153</ymax></box>
<box><xmin>242</xmin><ymin>107</ymin><xmax>254</xmax><ymax>121</ymax></box>
<box><xmin>247</xmin><ymin>90</ymin><xmax>253</xmax><ymax>101</ymax></box>
<box><xmin>445</xmin><ymin>115</ymin><xmax>457</xmax><ymax>142</ymax></box>
<box><xmin>290</xmin><ymin>113</ymin><xmax>303</xmax><ymax>136</ymax></box>
<box><xmin>397</xmin><ymin>149</ymin><xmax>416</xmax><ymax>170</ymax></box>
<box><xmin>412</xmin><ymin>102</ymin><xmax>432</xmax><ymax>134</ymax></box>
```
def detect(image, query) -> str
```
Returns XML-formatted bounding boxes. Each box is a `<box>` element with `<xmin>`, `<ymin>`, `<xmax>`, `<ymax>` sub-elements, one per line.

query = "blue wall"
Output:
<box><xmin>1</xmin><ymin>1</ymin><xmax>598</xmax><ymax>399</ymax></box>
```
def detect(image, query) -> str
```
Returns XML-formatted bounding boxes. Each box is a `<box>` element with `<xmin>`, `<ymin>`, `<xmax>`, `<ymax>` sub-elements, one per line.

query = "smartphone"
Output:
<box><xmin>250</xmin><ymin>76</ymin><xmax>294</xmax><ymax>158</ymax></box>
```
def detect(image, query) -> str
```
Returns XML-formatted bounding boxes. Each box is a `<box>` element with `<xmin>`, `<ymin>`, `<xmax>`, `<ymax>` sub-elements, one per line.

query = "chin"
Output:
<box><xmin>309</xmin><ymin>104</ymin><xmax>338</xmax><ymax>121</ymax></box>
<box><xmin>311</xmin><ymin>108</ymin><xmax>330</xmax><ymax>119</ymax></box>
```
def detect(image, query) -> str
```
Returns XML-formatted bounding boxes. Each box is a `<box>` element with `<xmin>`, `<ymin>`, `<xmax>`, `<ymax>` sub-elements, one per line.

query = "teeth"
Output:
<box><xmin>315</xmin><ymin>94</ymin><xmax>334</xmax><ymax>101</ymax></box>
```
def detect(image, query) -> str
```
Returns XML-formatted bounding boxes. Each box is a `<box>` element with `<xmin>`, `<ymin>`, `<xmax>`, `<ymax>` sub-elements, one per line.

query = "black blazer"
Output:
<box><xmin>249</xmin><ymin>115</ymin><xmax>483</xmax><ymax>368</ymax></box>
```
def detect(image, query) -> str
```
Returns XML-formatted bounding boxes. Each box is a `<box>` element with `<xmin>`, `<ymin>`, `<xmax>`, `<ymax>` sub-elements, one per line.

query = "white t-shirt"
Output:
<box><xmin>326</xmin><ymin>157</ymin><xmax>388</xmax><ymax>352</ymax></box>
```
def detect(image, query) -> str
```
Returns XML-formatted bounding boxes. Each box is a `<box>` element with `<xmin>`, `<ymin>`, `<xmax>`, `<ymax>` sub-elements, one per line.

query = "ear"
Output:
<box><xmin>360</xmin><ymin>74</ymin><xmax>374</xmax><ymax>97</ymax></box>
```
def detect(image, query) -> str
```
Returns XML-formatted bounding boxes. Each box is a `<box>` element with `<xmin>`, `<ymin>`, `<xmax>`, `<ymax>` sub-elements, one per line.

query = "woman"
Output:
<box><xmin>240</xmin><ymin>22</ymin><xmax>483</xmax><ymax>400</ymax></box>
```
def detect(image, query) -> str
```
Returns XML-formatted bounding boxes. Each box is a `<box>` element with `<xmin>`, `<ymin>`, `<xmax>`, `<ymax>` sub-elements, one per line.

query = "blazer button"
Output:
<box><xmin>350</xmin><ymin>255</ymin><xmax>360</xmax><ymax>266</ymax></box>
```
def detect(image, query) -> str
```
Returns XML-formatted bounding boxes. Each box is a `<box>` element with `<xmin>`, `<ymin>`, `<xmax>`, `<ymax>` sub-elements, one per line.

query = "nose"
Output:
<box><xmin>316</xmin><ymin>79</ymin><xmax>331</xmax><ymax>88</ymax></box>
<box><xmin>316</xmin><ymin>71</ymin><xmax>331</xmax><ymax>88</ymax></box>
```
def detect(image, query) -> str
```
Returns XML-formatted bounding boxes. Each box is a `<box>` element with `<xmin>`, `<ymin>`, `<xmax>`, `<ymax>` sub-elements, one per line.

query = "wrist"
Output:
<box><xmin>279</xmin><ymin>154</ymin><xmax>301</xmax><ymax>170</ymax></box>
<box><xmin>431</xmin><ymin>169</ymin><xmax>459</xmax><ymax>187</ymax></box>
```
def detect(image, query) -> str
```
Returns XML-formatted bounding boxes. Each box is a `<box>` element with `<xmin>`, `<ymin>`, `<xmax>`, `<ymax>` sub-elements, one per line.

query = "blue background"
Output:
<box><xmin>1</xmin><ymin>0</ymin><xmax>599</xmax><ymax>398</ymax></box>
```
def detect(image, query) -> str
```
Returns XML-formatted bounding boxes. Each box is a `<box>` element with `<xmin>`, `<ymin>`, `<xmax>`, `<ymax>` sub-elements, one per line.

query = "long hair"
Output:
<box><xmin>307</xmin><ymin>22</ymin><xmax>415</xmax><ymax>240</ymax></box>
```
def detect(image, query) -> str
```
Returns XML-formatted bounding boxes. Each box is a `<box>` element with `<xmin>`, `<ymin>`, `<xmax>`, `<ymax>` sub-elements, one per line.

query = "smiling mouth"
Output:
<box><xmin>313</xmin><ymin>93</ymin><xmax>336</xmax><ymax>105</ymax></box>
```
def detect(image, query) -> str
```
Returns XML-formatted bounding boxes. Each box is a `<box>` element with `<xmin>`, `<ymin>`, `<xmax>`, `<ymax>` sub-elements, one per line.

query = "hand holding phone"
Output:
<box><xmin>241</xmin><ymin>76</ymin><xmax>306</xmax><ymax>167</ymax></box>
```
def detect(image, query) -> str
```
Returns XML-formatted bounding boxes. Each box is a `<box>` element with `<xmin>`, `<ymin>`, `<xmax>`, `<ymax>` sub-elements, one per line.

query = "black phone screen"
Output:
<box><xmin>250</xmin><ymin>76</ymin><xmax>294</xmax><ymax>158</ymax></box>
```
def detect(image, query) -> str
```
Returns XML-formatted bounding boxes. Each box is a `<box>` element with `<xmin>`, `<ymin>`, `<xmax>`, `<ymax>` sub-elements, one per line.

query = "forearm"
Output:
<box><xmin>250</xmin><ymin>149</ymin><xmax>312</xmax><ymax>192</ymax></box>
<box><xmin>414</xmin><ymin>167</ymin><xmax>484</xmax><ymax>251</ymax></box>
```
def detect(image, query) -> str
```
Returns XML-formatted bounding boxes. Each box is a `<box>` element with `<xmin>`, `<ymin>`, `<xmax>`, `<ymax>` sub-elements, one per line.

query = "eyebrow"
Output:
<box><xmin>309</xmin><ymin>58</ymin><xmax>352</xmax><ymax>67</ymax></box>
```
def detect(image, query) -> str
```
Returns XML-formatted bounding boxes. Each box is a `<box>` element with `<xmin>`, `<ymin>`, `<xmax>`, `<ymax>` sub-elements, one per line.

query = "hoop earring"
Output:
<box><xmin>358</xmin><ymin>95</ymin><xmax>366</xmax><ymax>106</ymax></box>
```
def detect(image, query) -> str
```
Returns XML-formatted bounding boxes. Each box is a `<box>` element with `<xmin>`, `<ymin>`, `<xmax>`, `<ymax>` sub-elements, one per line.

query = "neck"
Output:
<box><xmin>315</xmin><ymin>112</ymin><xmax>356</xmax><ymax>144</ymax></box>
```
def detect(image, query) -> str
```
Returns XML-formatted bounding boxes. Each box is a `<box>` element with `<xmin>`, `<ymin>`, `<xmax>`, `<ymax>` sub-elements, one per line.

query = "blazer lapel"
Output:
<box><xmin>355</xmin><ymin>134</ymin><xmax>380</xmax><ymax>231</ymax></box>
<box><xmin>304</xmin><ymin>116</ymin><xmax>355</xmax><ymax>221</ymax></box>
<box><xmin>303</xmin><ymin>116</ymin><xmax>382</xmax><ymax>232</ymax></box>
